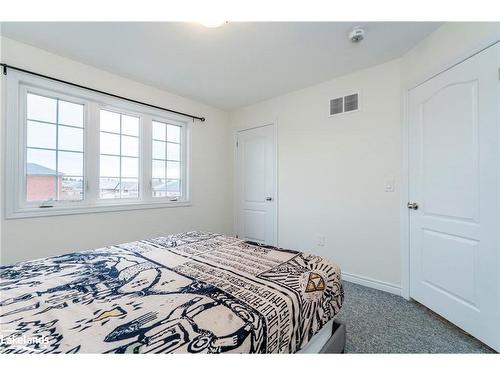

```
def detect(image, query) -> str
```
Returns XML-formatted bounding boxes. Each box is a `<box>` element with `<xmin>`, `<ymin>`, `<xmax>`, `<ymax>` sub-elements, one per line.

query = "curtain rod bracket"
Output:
<box><xmin>0</xmin><ymin>63</ymin><xmax>206</xmax><ymax>122</ymax></box>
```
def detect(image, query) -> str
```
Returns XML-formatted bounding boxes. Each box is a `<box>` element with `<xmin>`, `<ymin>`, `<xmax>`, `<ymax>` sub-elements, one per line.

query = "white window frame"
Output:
<box><xmin>4</xmin><ymin>70</ymin><xmax>191</xmax><ymax>219</ymax></box>
<box><xmin>149</xmin><ymin>117</ymin><xmax>188</xmax><ymax>203</ymax></box>
<box><xmin>98</xmin><ymin>106</ymin><xmax>143</xmax><ymax>202</ymax></box>
<box><xmin>21</xmin><ymin>85</ymin><xmax>89</xmax><ymax>209</ymax></box>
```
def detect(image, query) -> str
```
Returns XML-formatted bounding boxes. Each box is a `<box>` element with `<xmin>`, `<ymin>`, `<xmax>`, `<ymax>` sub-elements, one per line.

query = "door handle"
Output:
<box><xmin>266</xmin><ymin>197</ymin><xmax>273</xmax><ymax>201</ymax></box>
<box><xmin>407</xmin><ymin>202</ymin><xmax>419</xmax><ymax>210</ymax></box>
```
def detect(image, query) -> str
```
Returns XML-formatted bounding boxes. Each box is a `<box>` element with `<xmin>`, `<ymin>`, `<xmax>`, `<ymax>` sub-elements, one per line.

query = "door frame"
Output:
<box><xmin>233</xmin><ymin>121</ymin><xmax>279</xmax><ymax>246</ymax></box>
<box><xmin>400</xmin><ymin>39</ymin><xmax>500</xmax><ymax>300</ymax></box>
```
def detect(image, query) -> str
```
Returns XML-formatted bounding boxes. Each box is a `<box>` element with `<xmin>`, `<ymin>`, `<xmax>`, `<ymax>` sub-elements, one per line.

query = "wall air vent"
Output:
<box><xmin>329</xmin><ymin>92</ymin><xmax>359</xmax><ymax>116</ymax></box>
<box><xmin>344</xmin><ymin>93</ymin><xmax>359</xmax><ymax>112</ymax></box>
<box><xmin>330</xmin><ymin>97</ymin><xmax>344</xmax><ymax>116</ymax></box>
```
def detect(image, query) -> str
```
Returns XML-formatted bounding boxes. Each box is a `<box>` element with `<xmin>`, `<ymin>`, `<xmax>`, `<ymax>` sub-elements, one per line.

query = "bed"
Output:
<box><xmin>0</xmin><ymin>231</ymin><xmax>344</xmax><ymax>354</ymax></box>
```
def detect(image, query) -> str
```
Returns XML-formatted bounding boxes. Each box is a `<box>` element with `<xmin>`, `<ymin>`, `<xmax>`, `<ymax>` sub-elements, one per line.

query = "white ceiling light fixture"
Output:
<box><xmin>199</xmin><ymin>19</ymin><xmax>228</xmax><ymax>28</ymax></box>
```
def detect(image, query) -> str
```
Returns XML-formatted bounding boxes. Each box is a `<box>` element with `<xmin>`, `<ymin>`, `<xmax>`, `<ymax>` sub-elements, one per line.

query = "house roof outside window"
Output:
<box><xmin>26</xmin><ymin>163</ymin><xmax>63</xmax><ymax>176</ymax></box>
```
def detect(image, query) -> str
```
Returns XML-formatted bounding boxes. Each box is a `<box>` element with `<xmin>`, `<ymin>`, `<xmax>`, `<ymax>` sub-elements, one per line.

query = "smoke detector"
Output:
<box><xmin>349</xmin><ymin>26</ymin><xmax>365</xmax><ymax>43</ymax></box>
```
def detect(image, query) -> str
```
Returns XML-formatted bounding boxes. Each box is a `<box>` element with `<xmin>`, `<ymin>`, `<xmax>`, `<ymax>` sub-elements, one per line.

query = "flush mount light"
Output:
<box><xmin>199</xmin><ymin>20</ymin><xmax>228</xmax><ymax>28</ymax></box>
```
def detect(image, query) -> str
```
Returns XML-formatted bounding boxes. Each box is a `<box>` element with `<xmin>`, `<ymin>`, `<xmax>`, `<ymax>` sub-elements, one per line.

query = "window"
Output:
<box><xmin>26</xmin><ymin>93</ymin><xmax>85</xmax><ymax>203</ymax></box>
<box><xmin>99</xmin><ymin>110</ymin><xmax>140</xmax><ymax>199</ymax></box>
<box><xmin>152</xmin><ymin>120</ymin><xmax>182</xmax><ymax>199</ymax></box>
<box><xmin>4</xmin><ymin>70</ymin><xmax>190</xmax><ymax>218</ymax></box>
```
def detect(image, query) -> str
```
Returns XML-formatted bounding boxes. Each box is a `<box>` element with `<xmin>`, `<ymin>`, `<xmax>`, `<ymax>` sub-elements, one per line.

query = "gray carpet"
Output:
<box><xmin>335</xmin><ymin>281</ymin><xmax>495</xmax><ymax>353</ymax></box>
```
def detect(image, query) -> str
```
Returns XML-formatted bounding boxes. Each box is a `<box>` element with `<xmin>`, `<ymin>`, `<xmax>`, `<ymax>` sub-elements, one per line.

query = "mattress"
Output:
<box><xmin>0</xmin><ymin>231</ymin><xmax>343</xmax><ymax>353</ymax></box>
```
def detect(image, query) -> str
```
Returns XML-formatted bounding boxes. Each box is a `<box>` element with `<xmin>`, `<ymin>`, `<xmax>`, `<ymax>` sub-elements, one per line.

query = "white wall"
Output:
<box><xmin>0</xmin><ymin>37</ymin><xmax>234</xmax><ymax>264</ymax></box>
<box><xmin>231</xmin><ymin>59</ymin><xmax>402</xmax><ymax>287</ymax></box>
<box><xmin>401</xmin><ymin>22</ymin><xmax>500</xmax><ymax>88</ymax></box>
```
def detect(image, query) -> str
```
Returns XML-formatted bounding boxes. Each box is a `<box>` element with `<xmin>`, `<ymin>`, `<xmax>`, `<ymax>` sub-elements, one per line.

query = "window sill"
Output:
<box><xmin>4</xmin><ymin>200</ymin><xmax>192</xmax><ymax>219</ymax></box>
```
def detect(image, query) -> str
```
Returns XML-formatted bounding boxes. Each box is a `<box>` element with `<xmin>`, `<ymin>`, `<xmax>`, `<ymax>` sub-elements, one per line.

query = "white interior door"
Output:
<box><xmin>408</xmin><ymin>43</ymin><xmax>500</xmax><ymax>351</ymax></box>
<box><xmin>236</xmin><ymin>124</ymin><xmax>276</xmax><ymax>245</ymax></box>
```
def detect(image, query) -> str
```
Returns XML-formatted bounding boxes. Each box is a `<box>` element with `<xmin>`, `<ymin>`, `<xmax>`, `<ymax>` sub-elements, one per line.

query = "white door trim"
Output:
<box><xmin>400</xmin><ymin>39</ymin><xmax>500</xmax><ymax>300</ymax></box>
<box><xmin>233</xmin><ymin>121</ymin><xmax>278</xmax><ymax>246</ymax></box>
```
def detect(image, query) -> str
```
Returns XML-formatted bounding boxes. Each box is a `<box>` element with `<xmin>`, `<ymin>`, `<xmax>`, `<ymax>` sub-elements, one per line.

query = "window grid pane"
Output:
<box><xmin>26</xmin><ymin>93</ymin><xmax>84</xmax><ymax>203</ymax></box>
<box><xmin>152</xmin><ymin>120</ymin><xmax>182</xmax><ymax>198</ymax></box>
<box><xmin>99</xmin><ymin>110</ymin><xmax>140</xmax><ymax>199</ymax></box>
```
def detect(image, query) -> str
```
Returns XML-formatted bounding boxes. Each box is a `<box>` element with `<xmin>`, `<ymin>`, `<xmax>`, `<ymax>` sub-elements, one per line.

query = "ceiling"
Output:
<box><xmin>1</xmin><ymin>22</ymin><xmax>441</xmax><ymax>110</ymax></box>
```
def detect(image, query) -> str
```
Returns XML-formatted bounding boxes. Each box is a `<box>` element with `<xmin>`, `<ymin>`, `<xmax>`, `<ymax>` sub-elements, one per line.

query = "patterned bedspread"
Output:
<box><xmin>0</xmin><ymin>232</ymin><xmax>343</xmax><ymax>354</ymax></box>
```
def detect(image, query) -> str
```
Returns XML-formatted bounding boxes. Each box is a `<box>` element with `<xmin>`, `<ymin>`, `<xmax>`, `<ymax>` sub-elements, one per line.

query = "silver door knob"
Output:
<box><xmin>407</xmin><ymin>202</ymin><xmax>419</xmax><ymax>210</ymax></box>
<box><xmin>266</xmin><ymin>197</ymin><xmax>273</xmax><ymax>201</ymax></box>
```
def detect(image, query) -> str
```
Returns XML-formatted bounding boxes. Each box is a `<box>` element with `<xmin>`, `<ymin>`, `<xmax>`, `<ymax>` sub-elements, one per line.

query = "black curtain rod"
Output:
<box><xmin>1</xmin><ymin>63</ymin><xmax>206</xmax><ymax>122</ymax></box>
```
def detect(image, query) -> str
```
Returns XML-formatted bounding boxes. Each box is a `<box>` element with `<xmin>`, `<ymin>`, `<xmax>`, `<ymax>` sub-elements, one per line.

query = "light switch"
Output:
<box><xmin>385</xmin><ymin>177</ymin><xmax>395</xmax><ymax>192</ymax></box>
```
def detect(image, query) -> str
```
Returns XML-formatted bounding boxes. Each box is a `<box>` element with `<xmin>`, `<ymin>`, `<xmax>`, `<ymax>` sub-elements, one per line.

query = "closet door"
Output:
<box><xmin>408</xmin><ymin>43</ymin><xmax>499</xmax><ymax>351</ymax></box>
<box><xmin>236</xmin><ymin>124</ymin><xmax>277</xmax><ymax>245</ymax></box>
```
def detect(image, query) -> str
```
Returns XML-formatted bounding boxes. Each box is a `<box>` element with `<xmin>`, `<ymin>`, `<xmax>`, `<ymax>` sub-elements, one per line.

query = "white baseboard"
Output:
<box><xmin>342</xmin><ymin>272</ymin><xmax>401</xmax><ymax>296</ymax></box>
